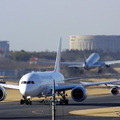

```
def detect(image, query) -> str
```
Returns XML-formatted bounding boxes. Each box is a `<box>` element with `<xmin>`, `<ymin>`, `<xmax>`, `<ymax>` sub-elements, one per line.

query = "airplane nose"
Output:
<box><xmin>19</xmin><ymin>72</ymin><xmax>40</xmax><ymax>96</ymax></box>
<box><xmin>19</xmin><ymin>85</ymin><xmax>27</xmax><ymax>96</ymax></box>
<box><xmin>19</xmin><ymin>85</ymin><xmax>32</xmax><ymax>96</ymax></box>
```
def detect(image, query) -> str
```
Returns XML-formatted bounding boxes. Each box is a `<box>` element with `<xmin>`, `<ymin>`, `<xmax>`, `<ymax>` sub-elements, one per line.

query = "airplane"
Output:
<box><xmin>0</xmin><ymin>39</ymin><xmax>120</xmax><ymax>105</ymax></box>
<box><xmin>63</xmin><ymin>52</ymin><xmax>120</xmax><ymax>73</ymax></box>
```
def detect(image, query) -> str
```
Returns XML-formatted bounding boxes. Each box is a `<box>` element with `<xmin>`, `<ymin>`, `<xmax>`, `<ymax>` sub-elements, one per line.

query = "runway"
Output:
<box><xmin>0</xmin><ymin>95</ymin><xmax>120</xmax><ymax>120</ymax></box>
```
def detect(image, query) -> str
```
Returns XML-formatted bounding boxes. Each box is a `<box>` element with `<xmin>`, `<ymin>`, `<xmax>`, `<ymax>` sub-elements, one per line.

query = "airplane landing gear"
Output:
<box><xmin>98</xmin><ymin>68</ymin><xmax>102</xmax><ymax>74</ymax></box>
<box><xmin>59</xmin><ymin>98</ymin><xmax>68</xmax><ymax>105</ymax></box>
<box><xmin>39</xmin><ymin>99</ymin><xmax>50</xmax><ymax>103</ymax></box>
<box><xmin>20</xmin><ymin>96</ymin><xmax>32</xmax><ymax>105</ymax></box>
<box><xmin>58</xmin><ymin>91</ymin><xmax>69</xmax><ymax>105</ymax></box>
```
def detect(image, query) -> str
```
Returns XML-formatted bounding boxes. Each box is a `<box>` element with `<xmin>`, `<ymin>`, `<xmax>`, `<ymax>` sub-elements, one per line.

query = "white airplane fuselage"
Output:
<box><xmin>19</xmin><ymin>71</ymin><xmax>64</xmax><ymax>97</ymax></box>
<box><xmin>83</xmin><ymin>53</ymin><xmax>100</xmax><ymax>69</ymax></box>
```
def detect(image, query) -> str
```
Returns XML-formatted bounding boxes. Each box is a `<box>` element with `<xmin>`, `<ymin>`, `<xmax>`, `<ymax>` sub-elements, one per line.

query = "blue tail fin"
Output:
<box><xmin>54</xmin><ymin>38</ymin><xmax>62</xmax><ymax>72</ymax></box>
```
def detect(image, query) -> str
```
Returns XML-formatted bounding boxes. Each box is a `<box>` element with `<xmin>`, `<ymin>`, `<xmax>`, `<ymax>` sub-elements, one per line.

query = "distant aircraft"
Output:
<box><xmin>63</xmin><ymin>52</ymin><xmax>120</xmax><ymax>73</ymax></box>
<box><xmin>0</xmin><ymin>39</ymin><xmax>120</xmax><ymax>105</ymax></box>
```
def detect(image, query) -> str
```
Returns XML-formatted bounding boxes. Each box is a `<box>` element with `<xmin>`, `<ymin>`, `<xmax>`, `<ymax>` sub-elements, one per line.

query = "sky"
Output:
<box><xmin>0</xmin><ymin>0</ymin><xmax>120</xmax><ymax>52</ymax></box>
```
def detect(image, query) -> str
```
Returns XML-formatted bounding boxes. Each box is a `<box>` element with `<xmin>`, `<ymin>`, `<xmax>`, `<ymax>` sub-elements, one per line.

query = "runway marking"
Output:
<box><xmin>32</xmin><ymin>108</ymin><xmax>51</xmax><ymax>115</ymax></box>
<box><xmin>69</xmin><ymin>107</ymin><xmax>120</xmax><ymax>117</ymax></box>
<box><xmin>32</xmin><ymin>109</ymin><xmax>42</xmax><ymax>115</ymax></box>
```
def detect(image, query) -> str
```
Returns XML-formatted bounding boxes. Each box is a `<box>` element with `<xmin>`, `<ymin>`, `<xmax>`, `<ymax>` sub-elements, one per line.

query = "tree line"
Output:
<box><xmin>10</xmin><ymin>49</ymin><xmax>120</xmax><ymax>62</ymax></box>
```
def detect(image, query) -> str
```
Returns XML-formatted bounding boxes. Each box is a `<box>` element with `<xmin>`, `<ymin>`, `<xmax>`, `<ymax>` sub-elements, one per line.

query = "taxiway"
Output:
<box><xmin>0</xmin><ymin>94</ymin><xmax>120</xmax><ymax>120</ymax></box>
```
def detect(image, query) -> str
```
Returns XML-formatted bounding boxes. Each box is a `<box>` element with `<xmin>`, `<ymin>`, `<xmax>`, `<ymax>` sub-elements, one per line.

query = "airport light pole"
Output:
<box><xmin>52</xmin><ymin>80</ymin><xmax>56</xmax><ymax>120</ymax></box>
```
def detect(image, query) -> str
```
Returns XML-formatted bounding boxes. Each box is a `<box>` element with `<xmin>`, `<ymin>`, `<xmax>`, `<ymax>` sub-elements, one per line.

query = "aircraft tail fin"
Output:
<box><xmin>54</xmin><ymin>38</ymin><xmax>62</xmax><ymax>72</ymax></box>
<box><xmin>83</xmin><ymin>51</ymin><xmax>87</xmax><ymax>65</ymax></box>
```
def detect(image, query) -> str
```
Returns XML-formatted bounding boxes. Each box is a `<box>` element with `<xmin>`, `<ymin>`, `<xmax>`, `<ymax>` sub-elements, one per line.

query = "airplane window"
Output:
<box><xmin>27</xmin><ymin>81</ymin><xmax>30</xmax><ymax>84</ymax></box>
<box><xmin>31</xmin><ymin>81</ymin><xmax>34</xmax><ymax>84</ymax></box>
<box><xmin>24</xmin><ymin>81</ymin><xmax>27</xmax><ymax>84</ymax></box>
<box><xmin>21</xmin><ymin>81</ymin><xmax>35</xmax><ymax>84</ymax></box>
<box><xmin>21</xmin><ymin>81</ymin><xmax>26</xmax><ymax>84</ymax></box>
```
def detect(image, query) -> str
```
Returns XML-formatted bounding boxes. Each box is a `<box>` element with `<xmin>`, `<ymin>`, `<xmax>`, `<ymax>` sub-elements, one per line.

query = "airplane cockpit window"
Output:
<box><xmin>31</xmin><ymin>81</ymin><xmax>34</xmax><ymax>84</ymax></box>
<box><xmin>27</xmin><ymin>81</ymin><xmax>30</xmax><ymax>84</ymax></box>
<box><xmin>21</xmin><ymin>81</ymin><xmax>34</xmax><ymax>84</ymax></box>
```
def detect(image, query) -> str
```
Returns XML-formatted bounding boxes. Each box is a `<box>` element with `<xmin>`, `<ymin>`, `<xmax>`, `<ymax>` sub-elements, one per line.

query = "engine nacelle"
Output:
<box><xmin>71</xmin><ymin>86</ymin><xmax>87</xmax><ymax>102</ymax></box>
<box><xmin>0</xmin><ymin>85</ymin><xmax>7</xmax><ymax>101</ymax></box>
<box><xmin>106</xmin><ymin>64</ymin><xmax>110</xmax><ymax>68</ymax></box>
<box><xmin>111</xmin><ymin>86</ymin><xmax>119</xmax><ymax>96</ymax></box>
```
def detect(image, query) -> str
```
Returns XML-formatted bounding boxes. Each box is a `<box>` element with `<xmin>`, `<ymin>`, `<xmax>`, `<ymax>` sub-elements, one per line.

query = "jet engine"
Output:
<box><xmin>0</xmin><ymin>85</ymin><xmax>7</xmax><ymax>101</ymax></box>
<box><xmin>71</xmin><ymin>86</ymin><xmax>87</xmax><ymax>102</ymax></box>
<box><xmin>106</xmin><ymin>64</ymin><xmax>110</xmax><ymax>68</ymax></box>
<box><xmin>111</xmin><ymin>86</ymin><xmax>119</xmax><ymax>96</ymax></box>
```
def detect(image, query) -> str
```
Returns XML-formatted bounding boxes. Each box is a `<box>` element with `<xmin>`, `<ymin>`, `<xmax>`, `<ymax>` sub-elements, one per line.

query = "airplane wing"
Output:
<box><xmin>63</xmin><ymin>74</ymin><xmax>116</xmax><ymax>82</ymax></box>
<box><xmin>61</xmin><ymin>62</ymin><xmax>84</xmax><ymax>67</ymax></box>
<box><xmin>38</xmin><ymin>61</ymin><xmax>84</xmax><ymax>67</ymax></box>
<box><xmin>0</xmin><ymin>83</ymin><xmax>19</xmax><ymax>89</ymax></box>
<box><xmin>105</xmin><ymin>84</ymin><xmax>120</xmax><ymax>88</ymax></box>
<box><xmin>94</xmin><ymin>60</ymin><xmax>120</xmax><ymax>67</ymax></box>
<box><xmin>55</xmin><ymin>80</ymin><xmax>120</xmax><ymax>91</ymax></box>
<box><xmin>61</xmin><ymin>60</ymin><xmax>120</xmax><ymax>68</ymax></box>
<box><xmin>104</xmin><ymin>60</ymin><xmax>120</xmax><ymax>65</ymax></box>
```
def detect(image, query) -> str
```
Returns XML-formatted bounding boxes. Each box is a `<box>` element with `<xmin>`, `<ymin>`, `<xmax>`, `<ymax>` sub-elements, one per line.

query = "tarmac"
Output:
<box><xmin>0</xmin><ymin>94</ymin><xmax>120</xmax><ymax>120</ymax></box>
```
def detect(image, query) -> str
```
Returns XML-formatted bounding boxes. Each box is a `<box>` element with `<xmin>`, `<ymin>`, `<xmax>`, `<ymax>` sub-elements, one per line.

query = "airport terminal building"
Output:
<box><xmin>0</xmin><ymin>41</ymin><xmax>9</xmax><ymax>55</ymax></box>
<box><xmin>70</xmin><ymin>35</ymin><xmax>120</xmax><ymax>52</ymax></box>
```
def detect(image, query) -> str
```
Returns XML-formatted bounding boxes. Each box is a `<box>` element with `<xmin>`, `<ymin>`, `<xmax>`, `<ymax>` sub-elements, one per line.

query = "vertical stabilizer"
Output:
<box><xmin>54</xmin><ymin>38</ymin><xmax>62</xmax><ymax>72</ymax></box>
<box><xmin>83</xmin><ymin>51</ymin><xmax>87</xmax><ymax>65</ymax></box>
